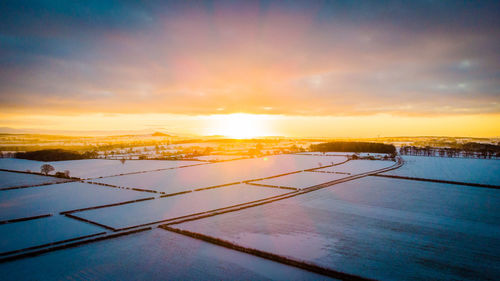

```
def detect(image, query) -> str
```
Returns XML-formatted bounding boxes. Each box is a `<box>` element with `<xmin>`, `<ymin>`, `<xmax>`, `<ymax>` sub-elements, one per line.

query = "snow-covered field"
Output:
<box><xmin>72</xmin><ymin>184</ymin><xmax>290</xmax><ymax>230</ymax></box>
<box><xmin>0</xmin><ymin>216</ymin><xmax>104</xmax><ymax>255</ymax></box>
<box><xmin>314</xmin><ymin>159</ymin><xmax>395</xmax><ymax>174</ymax></box>
<box><xmin>194</xmin><ymin>155</ymin><xmax>247</xmax><ymax>161</ymax></box>
<box><xmin>0</xmin><ymin>158</ymin><xmax>44</xmax><ymax>173</ymax></box>
<box><xmin>383</xmin><ymin>155</ymin><xmax>500</xmax><ymax>185</ymax></box>
<box><xmin>250</xmin><ymin>172</ymin><xmax>346</xmax><ymax>189</ymax></box>
<box><xmin>251</xmin><ymin>160</ymin><xmax>396</xmax><ymax>189</ymax></box>
<box><xmin>0</xmin><ymin>158</ymin><xmax>202</xmax><ymax>179</ymax></box>
<box><xmin>0</xmin><ymin>182</ymin><xmax>151</xmax><ymax>222</ymax></box>
<box><xmin>0</xmin><ymin>154</ymin><xmax>498</xmax><ymax>280</ymax></box>
<box><xmin>0</xmin><ymin>228</ymin><xmax>333</xmax><ymax>280</ymax></box>
<box><xmin>0</xmin><ymin>171</ymin><xmax>67</xmax><ymax>189</ymax></box>
<box><xmin>176</xmin><ymin>176</ymin><xmax>500</xmax><ymax>281</ymax></box>
<box><xmin>91</xmin><ymin>154</ymin><xmax>347</xmax><ymax>193</ymax></box>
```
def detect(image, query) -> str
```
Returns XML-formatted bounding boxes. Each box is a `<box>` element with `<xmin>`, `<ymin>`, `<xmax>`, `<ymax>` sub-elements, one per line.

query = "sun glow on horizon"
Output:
<box><xmin>205</xmin><ymin>113</ymin><xmax>274</xmax><ymax>139</ymax></box>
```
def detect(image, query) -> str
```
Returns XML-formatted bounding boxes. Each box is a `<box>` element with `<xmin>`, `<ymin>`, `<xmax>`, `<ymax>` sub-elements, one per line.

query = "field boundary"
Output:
<box><xmin>85</xmin><ymin>162</ymin><xmax>210</xmax><ymax>180</ymax></box>
<box><xmin>246</xmin><ymin>182</ymin><xmax>298</xmax><ymax>190</ymax></box>
<box><xmin>0</xmin><ymin>214</ymin><xmax>52</xmax><ymax>225</ymax></box>
<box><xmin>0</xmin><ymin>227</ymin><xmax>150</xmax><ymax>263</ymax></box>
<box><xmin>0</xmin><ymin>169</ymin><xmax>76</xmax><ymax>191</ymax></box>
<box><xmin>85</xmin><ymin>180</ymin><xmax>161</xmax><ymax>194</ymax></box>
<box><xmin>64</xmin><ymin>213</ymin><xmax>116</xmax><ymax>231</ymax></box>
<box><xmin>60</xmin><ymin>197</ymin><xmax>155</xmax><ymax>215</ymax></box>
<box><xmin>303</xmin><ymin>158</ymin><xmax>350</xmax><ymax>171</ymax></box>
<box><xmin>161</xmin><ymin>225</ymin><xmax>375</xmax><ymax>281</ymax></box>
<box><xmin>373</xmin><ymin>174</ymin><xmax>500</xmax><ymax>189</ymax></box>
<box><xmin>0</xmin><ymin>231</ymin><xmax>106</xmax><ymax>257</ymax></box>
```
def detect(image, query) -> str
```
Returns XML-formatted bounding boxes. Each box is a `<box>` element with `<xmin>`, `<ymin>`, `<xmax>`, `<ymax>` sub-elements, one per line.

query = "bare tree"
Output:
<box><xmin>40</xmin><ymin>164</ymin><xmax>55</xmax><ymax>175</ymax></box>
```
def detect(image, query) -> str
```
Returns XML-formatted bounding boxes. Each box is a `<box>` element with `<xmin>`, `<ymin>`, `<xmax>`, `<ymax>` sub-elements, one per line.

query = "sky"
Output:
<box><xmin>1</xmin><ymin>0</ymin><xmax>499</xmax><ymax>137</ymax></box>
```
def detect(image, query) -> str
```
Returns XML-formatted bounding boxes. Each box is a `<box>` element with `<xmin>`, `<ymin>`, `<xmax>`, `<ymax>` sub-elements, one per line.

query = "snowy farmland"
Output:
<box><xmin>0</xmin><ymin>158</ymin><xmax>203</xmax><ymax>179</ymax></box>
<box><xmin>250</xmin><ymin>159</ymin><xmax>397</xmax><ymax>189</ymax></box>
<box><xmin>0</xmin><ymin>216</ymin><xmax>104</xmax><ymax>255</ymax></box>
<box><xmin>314</xmin><ymin>159</ymin><xmax>396</xmax><ymax>174</ymax></box>
<box><xmin>91</xmin><ymin>154</ymin><xmax>348</xmax><ymax>194</ymax></box>
<box><xmin>0</xmin><ymin>228</ymin><xmax>332</xmax><ymax>280</ymax></box>
<box><xmin>0</xmin><ymin>182</ymin><xmax>151</xmax><ymax>222</ymax></box>
<box><xmin>71</xmin><ymin>184</ymin><xmax>291</xmax><ymax>230</ymax></box>
<box><xmin>175</xmin><ymin>176</ymin><xmax>500</xmax><ymax>281</ymax></box>
<box><xmin>0</xmin><ymin>152</ymin><xmax>498</xmax><ymax>280</ymax></box>
<box><xmin>382</xmin><ymin>155</ymin><xmax>500</xmax><ymax>186</ymax></box>
<box><xmin>250</xmin><ymin>171</ymin><xmax>347</xmax><ymax>189</ymax></box>
<box><xmin>0</xmin><ymin>171</ymin><xmax>67</xmax><ymax>189</ymax></box>
<box><xmin>194</xmin><ymin>155</ymin><xmax>247</xmax><ymax>161</ymax></box>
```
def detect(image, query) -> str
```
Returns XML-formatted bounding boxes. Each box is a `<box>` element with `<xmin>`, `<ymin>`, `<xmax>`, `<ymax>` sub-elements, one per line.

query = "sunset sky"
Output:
<box><xmin>1</xmin><ymin>1</ymin><xmax>499</xmax><ymax>137</ymax></box>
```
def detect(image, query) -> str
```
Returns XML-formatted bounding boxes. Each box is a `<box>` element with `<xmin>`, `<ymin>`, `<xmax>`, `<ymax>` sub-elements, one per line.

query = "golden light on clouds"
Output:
<box><xmin>1</xmin><ymin>2</ymin><xmax>499</xmax><ymax>137</ymax></box>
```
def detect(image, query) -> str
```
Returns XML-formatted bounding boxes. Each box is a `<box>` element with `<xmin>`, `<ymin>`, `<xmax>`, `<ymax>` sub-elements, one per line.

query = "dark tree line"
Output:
<box><xmin>400</xmin><ymin>142</ymin><xmax>500</xmax><ymax>159</ymax></box>
<box><xmin>15</xmin><ymin>149</ymin><xmax>98</xmax><ymax>161</ymax></box>
<box><xmin>310</xmin><ymin>142</ymin><xmax>396</xmax><ymax>154</ymax></box>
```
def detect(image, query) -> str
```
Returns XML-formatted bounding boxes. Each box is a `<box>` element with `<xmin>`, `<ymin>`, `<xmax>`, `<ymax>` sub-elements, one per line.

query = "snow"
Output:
<box><xmin>382</xmin><ymin>156</ymin><xmax>500</xmax><ymax>186</ymax></box>
<box><xmin>92</xmin><ymin>154</ymin><xmax>347</xmax><ymax>194</ymax></box>
<box><xmin>0</xmin><ymin>158</ymin><xmax>203</xmax><ymax>179</ymax></box>
<box><xmin>0</xmin><ymin>158</ymin><xmax>44</xmax><ymax>173</ymax></box>
<box><xmin>0</xmin><ymin>182</ymin><xmax>151</xmax><ymax>222</ymax></box>
<box><xmin>72</xmin><ymin>184</ymin><xmax>290</xmax><ymax>230</ymax></box>
<box><xmin>0</xmin><ymin>228</ymin><xmax>334</xmax><ymax>281</ymax></box>
<box><xmin>194</xmin><ymin>155</ymin><xmax>247</xmax><ymax>161</ymax></box>
<box><xmin>250</xmin><ymin>172</ymin><xmax>347</xmax><ymax>189</ymax></box>
<box><xmin>251</xmin><ymin>160</ymin><xmax>396</xmax><ymax>189</ymax></box>
<box><xmin>0</xmin><ymin>171</ymin><xmax>66</xmax><ymax>189</ymax></box>
<box><xmin>0</xmin><ymin>216</ymin><xmax>104</xmax><ymax>255</ymax></box>
<box><xmin>315</xmin><ymin>159</ymin><xmax>395</xmax><ymax>174</ymax></box>
<box><xmin>176</xmin><ymin>176</ymin><xmax>500</xmax><ymax>281</ymax></box>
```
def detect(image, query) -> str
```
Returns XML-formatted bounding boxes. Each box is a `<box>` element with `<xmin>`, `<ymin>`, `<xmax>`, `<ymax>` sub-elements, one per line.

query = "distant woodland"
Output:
<box><xmin>310</xmin><ymin>142</ymin><xmax>396</xmax><ymax>154</ymax></box>
<box><xmin>15</xmin><ymin>149</ymin><xmax>98</xmax><ymax>161</ymax></box>
<box><xmin>400</xmin><ymin>142</ymin><xmax>500</xmax><ymax>158</ymax></box>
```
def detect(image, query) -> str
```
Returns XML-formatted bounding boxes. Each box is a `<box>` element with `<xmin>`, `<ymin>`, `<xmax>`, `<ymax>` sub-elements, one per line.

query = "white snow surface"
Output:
<box><xmin>0</xmin><ymin>182</ymin><xmax>151</xmax><ymax>222</ymax></box>
<box><xmin>194</xmin><ymin>155</ymin><xmax>247</xmax><ymax>161</ymax></box>
<box><xmin>251</xmin><ymin>172</ymin><xmax>347</xmax><ymax>189</ymax></box>
<box><xmin>72</xmin><ymin>184</ymin><xmax>290</xmax><ymax>230</ymax></box>
<box><xmin>92</xmin><ymin>154</ymin><xmax>347</xmax><ymax>194</ymax></box>
<box><xmin>315</xmin><ymin>159</ymin><xmax>395</xmax><ymax>174</ymax></box>
<box><xmin>0</xmin><ymin>228</ymin><xmax>334</xmax><ymax>281</ymax></box>
<box><xmin>0</xmin><ymin>158</ymin><xmax>44</xmax><ymax>173</ymax></box>
<box><xmin>0</xmin><ymin>158</ymin><xmax>202</xmax><ymax>179</ymax></box>
<box><xmin>0</xmin><ymin>171</ymin><xmax>67</xmax><ymax>188</ymax></box>
<box><xmin>176</xmin><ymin>176</ymin><xmax>500</xmax><ymax>281</ymax></box>
<box><xmin>0</xmin><ymin>216</ymin><xmax>104</xmax><ymax>255</ymax></box>
<box><xmin>383</xmin><ymin>155</ymin><xmax>500</xmax><ymax>185</ymax></box>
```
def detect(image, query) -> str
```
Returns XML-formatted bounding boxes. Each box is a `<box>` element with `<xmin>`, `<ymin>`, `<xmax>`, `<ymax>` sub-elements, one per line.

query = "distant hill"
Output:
<box><xmin>152</xmin><ymin>132</ymin><xmax>171</xmax><ymax>137</ymax></box>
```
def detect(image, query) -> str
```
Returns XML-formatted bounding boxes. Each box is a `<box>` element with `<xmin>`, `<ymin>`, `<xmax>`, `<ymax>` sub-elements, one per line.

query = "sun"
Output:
<box><xmin>206</xmin><ymin>113</ymin><xmax>272</xmax><ymax>139</ymax></box>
